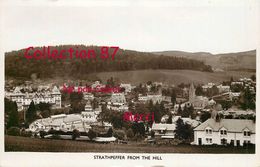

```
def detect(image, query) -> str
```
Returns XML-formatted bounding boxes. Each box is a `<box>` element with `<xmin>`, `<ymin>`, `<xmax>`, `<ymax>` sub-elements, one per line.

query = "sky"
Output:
<box><xmin>1</xmin><ymin>0</ymin><xmax>259</xmax><ymax>54</ymax></box>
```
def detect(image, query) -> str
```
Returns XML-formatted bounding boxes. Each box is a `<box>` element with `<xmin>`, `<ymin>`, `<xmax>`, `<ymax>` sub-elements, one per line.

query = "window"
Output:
<box><xmin>206</xmin><ymin>138</ymin><xmax>212</xmax><ymax>144</ymax></box>
<box><xmin>244</xmin><ymin>131</ymin><xmax>251</xmax><ymax>137</ymax></box>
<box><xmin>220</xmin><ymin>130</ymin><xmax>227</xmax><ymax>135</ymax></box>
<box><xmin>206</xmin><ymin>129</ymin><xmax>212</xmax><ymax>134</ymax></box>
<box><xmin>230</xmin><ymin>140</ymin><xmax>234</xmax><ymax>146</ymax></box>
<box><xmin>221</xmin><ymin>138</ymin><xmax>227</xmax><ymax>145</ymax></box>
<box><xmin>243</xmin><ymin>140</ymin><xmax>251</xmax><ymax>146</ymax></box>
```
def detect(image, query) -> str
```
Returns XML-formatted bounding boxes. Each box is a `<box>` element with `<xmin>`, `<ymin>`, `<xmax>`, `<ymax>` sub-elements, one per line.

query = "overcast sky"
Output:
<box><xmin>1</xmin><ymin>0</ymin><xmax>259</xmax><ymax>54</ymax></box>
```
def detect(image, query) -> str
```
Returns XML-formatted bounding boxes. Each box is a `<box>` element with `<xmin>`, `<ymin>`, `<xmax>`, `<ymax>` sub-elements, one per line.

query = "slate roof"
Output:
<box><xmin>194</xmin><ymin>118</ymin><xmax>255</xmax><ymax>133</ymax></box>
<box><xmin>152</xmin><ymin>123</ymin><xmax>176</xmax><ymax>131</ymax></box>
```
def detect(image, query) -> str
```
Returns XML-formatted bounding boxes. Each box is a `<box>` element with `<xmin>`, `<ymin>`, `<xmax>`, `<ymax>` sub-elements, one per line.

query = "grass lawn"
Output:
<box><xmin>5</xmin><ymin>135</ymin><xmax>255</xmax><ymax>154</ymax></box>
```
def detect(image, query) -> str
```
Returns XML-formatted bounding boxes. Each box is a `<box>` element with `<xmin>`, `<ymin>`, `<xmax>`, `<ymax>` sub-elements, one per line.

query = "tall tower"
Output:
<box><xmin>189</xmin><ymin>82</ymin><xmax>196</xmax><ymax>102</ymax></box>
<box><xmin>51</xmin><ymin>86</ymin><xmax>61</xmax><ymax>108</ymax></box>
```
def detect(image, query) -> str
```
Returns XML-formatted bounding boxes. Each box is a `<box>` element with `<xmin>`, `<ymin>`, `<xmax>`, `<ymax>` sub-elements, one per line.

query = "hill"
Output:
<box><xmin>153</xmin><ymin>50</ymin><xmax>256</xmax><ymax>71</ymax></box>
<box><xmin>95</xmin><ymin>69</ymin><xmax>255</xmax><ymax>85</ymax></box>
<box><xmin>5</xmin><ymin>45</ymin><xmax>212</xmax><ymax>80</ymax></box>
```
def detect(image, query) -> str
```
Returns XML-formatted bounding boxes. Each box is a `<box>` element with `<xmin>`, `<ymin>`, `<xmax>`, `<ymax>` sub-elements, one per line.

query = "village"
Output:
<box><xmin>4</xmin><ymin>75</ymin><xmax>256</xmax><ymax>148</ymax></box>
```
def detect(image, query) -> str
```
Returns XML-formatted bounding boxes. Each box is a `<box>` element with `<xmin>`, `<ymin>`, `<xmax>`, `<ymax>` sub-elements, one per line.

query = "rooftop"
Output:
<box><xmin>194</xmin><ymin>118</ymin><xmax>255</xmax><ymax>133</ymax></box>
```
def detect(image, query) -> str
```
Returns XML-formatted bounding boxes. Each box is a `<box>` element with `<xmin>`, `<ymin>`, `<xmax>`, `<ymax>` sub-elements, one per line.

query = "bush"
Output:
<box><xmin>7</xmin><ymin>127</ymin><xmax>20</xmax><ymax>136</ymax></box>
<box><xmin>88</xmin><ymin>129</ymin><xmax>97</xmax><ymax>141</ymax></box>
<box><xmin>126</xmin><ymin>128</ymin><xmax>134</xmax><ymax>139</ymax></box>
<box><xmin>113</xmin><ymin>130</ymin><xmax>126</xmax><ymax>140</ymax></box>
<box><xmin>106</xmin><ymin>128</ymin><xmax>113</xmax><ymax>137</ymax></box>
<box><xmin>72</xmin><ymin>129</ymin><xmax>80</xmax><ymax>140</ymax></box>
<box><xmin>20</xmin><ymin>130</ymin><xmax>32</xmax><ymax>137</ymax></box>
<box><xmin>39</xmin><ymin>131</ymin><xmax>48</xmax><ymax>138</ymax></box>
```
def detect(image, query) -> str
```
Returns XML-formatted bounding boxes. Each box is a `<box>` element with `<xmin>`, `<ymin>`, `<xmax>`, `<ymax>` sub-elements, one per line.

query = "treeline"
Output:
<box><xmin>5</xmin><ymin>45</ymin><xmax>213</xmax><ymax>80</ymax></box>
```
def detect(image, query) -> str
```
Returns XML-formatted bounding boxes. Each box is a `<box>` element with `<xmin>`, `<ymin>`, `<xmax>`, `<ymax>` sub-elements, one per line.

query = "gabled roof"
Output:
<box><xmin>152</xmin><ymin>123</ymin><xmax>176</xmax><ymax>131</ymax></box>
<box><xmin>194</xmin><ymin>119</ymin><xmax>255</xmax><ymax>133</ymax></box>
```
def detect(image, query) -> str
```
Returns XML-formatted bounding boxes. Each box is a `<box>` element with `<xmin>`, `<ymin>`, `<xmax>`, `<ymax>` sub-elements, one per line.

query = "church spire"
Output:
<box><xmin>189</xmin><ymin>82</ymin><xmax>195</xmax><ymax>102</ymax></box>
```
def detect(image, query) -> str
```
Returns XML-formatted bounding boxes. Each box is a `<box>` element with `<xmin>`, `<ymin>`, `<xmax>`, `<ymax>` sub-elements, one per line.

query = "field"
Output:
<box><xmin>5</xmin><ymin>136</ymin><xmax>255</xmax><ymax>153</ymax></box>
<box><xmin>96</xmin><ymin>69</ymin><xmax>255</xmax><ymax>86</ymax></box>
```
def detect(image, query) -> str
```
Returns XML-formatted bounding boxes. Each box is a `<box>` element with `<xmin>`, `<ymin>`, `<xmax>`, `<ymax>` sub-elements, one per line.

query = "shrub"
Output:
<box><xmin>106</xmin><ymin>128</ymin><xmax>113</xmax><ymax>137</ymax></box>
<box><xmin>126</xmin><ymin>128</ymin><xmax>134</xmax><ymax>139</ymax></box>
<box><xmin>113</xmin><ymin>130</ymin><xmax>126</xmax><ymax>140</ymax></box>
<box><xmin>20</xmin><ymin>130</ymin><xmax>32</xmax><ymax>137</ymax></box>
<box><xmin>88</xmin><ymin>129</ymin><xmax>97</xmax><ymax>141</ymax></box>
<box><xmin>72</xmin><ymin>129</ymin><xmax>80</xmax><ymax>140</ymax></box>
<box><xmin>39</xmin><ymin>131</ymin><xmax>48</xmax><ymax>138</ymax></box>
<box><xmin>7</xmin><ymin>127</ymin><xmax>20</xmax><ymax>136</ymax></box>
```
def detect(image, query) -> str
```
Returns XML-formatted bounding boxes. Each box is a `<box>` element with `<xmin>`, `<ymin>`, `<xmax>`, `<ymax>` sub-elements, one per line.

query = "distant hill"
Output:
<box><xmin>5</xmin><ymin>45</ymin><xmax>212</xmax><ymax>80</ymax></box>
<box><xmin>153</xmin><ymin>50</ymin><xmax>256</xmax><ymax>71</ymax></box>
<box><xmin>96</xmin><ymin>69</ymin><xmax>255</xmax><ymax>86</ymax></box>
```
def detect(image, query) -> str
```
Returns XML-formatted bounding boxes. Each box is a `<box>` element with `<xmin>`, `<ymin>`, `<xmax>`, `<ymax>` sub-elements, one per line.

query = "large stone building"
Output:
<box><xmin>189</xmin><ymin>83</ymin><xmax>209</xmax><ymax>110</ymax></box>
<box><xmin>7</xmin><ymin>86</ymin><xmax>61</xmax><ymax>111</ymax></box>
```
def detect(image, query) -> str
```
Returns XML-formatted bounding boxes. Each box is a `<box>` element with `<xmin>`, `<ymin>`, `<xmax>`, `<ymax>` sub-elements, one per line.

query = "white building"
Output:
<box><xmin>189</xmin><ymin>83</ymin><xmax>209</xmax><ymax>110</ymax></box>
<box><xmin>151</xmin><ymin>123</ymin><xmax>176</xmax><ymax>139</ymax></box>
<box><xmin>202</xmin><ymin>83</ymin><xmax>215</xmax><ymax>92</ymax></box>
<box><xmin>7</xmin><ymin>86</ymin><xmax>61</xmax><ymax>111</ymax></box>
<box><xmin>172</xmin><ymin>116</ymin><xmax>200</xmax><ymax>128</ymax></box>
<box><xmin>83</xmin><ymin>92</ymin><xmax>94</xmax><ymax>101</ymax></box>
<box><xmin>29</xmin><ymin>114</ymin><xmax>90</xmax><ymax>133</ymax></box>
<box><xmin>29</xmin><ymin>105</ymin><xmax>102</xmax><ymax>133</ymax></box>
<box><xmin>81</xmin><ymin>102</ymin><xmax>101</xmax><ymax>123</ymax></box>
<box><xmin>193</xmin><ymin>119</ymin><xmax>255</xmax><ymax>146</ymax></box>
<box><xmin>138</xmin><ymin>94</ymin><xmax>163</xmax><ymax>104</ymax></box>
<box><xmin>91</xmin><ymin>81</ymin><xmax>105</xmax><ymax>89</ymax></box>
<box><xmin>218</xmin><ymin>108</ymin><xmax>255</xmax><ymax>118</ymax></box>
<box><xmin>120</xmin><ymin>83</ymin><xmax>132</xmax><ymax>93</ymax></box>
<box><xmin>217</xmin><ymin>84</ymin><xmax>230</xmax><ymax>93</ymax></box>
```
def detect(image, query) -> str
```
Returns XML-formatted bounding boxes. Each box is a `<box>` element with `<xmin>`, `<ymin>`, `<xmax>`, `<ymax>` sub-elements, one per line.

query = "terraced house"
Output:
<box><xmin>193</xmin><ymin>118</ymin><xmax>255</xmax><ymax>146</ymax></box>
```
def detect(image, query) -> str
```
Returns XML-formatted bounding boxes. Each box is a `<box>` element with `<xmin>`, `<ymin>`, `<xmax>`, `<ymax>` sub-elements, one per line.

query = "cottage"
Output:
<box><xmin>151</xmin><ymin>123</ymin><xmax>176</xmax><ymax>139</ymax></box>
<box><xmin>193</xmin><ymin>118</ymin><xmax>255</xmax><ymax>146</ymax></box>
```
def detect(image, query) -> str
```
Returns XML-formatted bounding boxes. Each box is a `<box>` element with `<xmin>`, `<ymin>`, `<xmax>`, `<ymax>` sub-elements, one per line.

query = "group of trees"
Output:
<box><xmin>239</xmin><ymin>87</ymin><xmax>255</xmax><ymax>110</ymax></box>
<box><xmin>5</xmin><ymin>97</ymin><xmax>53</xmax><ymax>131</ymax></box>
<box><xmin>174</xmin><ymin>118</ymin><xmax>193</xmax><ymax>142</ymax></box>
<box><xmin>176</xmin><ymin>104</ymin><xmax>195</xmax><ymax>118</ymax></box>
<box><xmin>98</xmin><ymin>102</ymin><xmax>166</xmax><ymax>139</ymax></box>
<box><xmin>5</xmin><ymin>45</ymin><xmax>213</xmax><ymax>80</ymax></box>
<box><xmin>5</xmin><ymin>98</ymin><xmax>19</xmax><ymax>129</ymax></box>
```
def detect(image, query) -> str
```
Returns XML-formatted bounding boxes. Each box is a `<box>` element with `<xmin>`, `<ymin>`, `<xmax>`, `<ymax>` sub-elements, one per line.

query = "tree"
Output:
<box><xmin>70</xmin><ymin>92</ymin><xmax>83</xmax><ymax>102</ymax></box>
<box><xmin>36</xmin><ymin>102</ymin><xmax>51</xmax><ymax>118</ymax></box>
<box><xmin>181</xmin><ymin>104</ymin><xmax>190</xmax><ymax>118</ymax></box>
<box><xmin>174</xmin><ymin>118</ymin><xmax>193</xmax><ymax>141</ymax></box>
<box><xmin>36</xmin><ymin>102</ymin><xmax>51</xmax><ymax>112</ymax></box>
<box><xmin>206</xmin><ymin>85</ymin><xmax>219</xmax><ymax>97</ymax></box>
<box><xmin>7</xmin><ymin>127</ymin><xmax>20</xmax><ymax>136</ymax></box>
<box><xmin>106</xmin><ymin>128</ymin><xmax>113</xmax><ymax>137</ymax></box>
<box><xmin>5</xmin><ymin>98</ymin><xmax>19</xmax><ymax>128</ymax></box>
<box><xmin>126</xmin><ymin>128</ymin><xmax>134</xmax><ymax>139</ymax></box>
<box><xmin>132</xmin><ymin>122</ymin><xmax>145</xmax><ymax>136</ymax></box>
<box><xmin>167</xmin><ymin>114</ymin><xmax>173</xmax><ymax>124</ymax></box>
<box><xmin>251</xmin><ymin>75</ymin><xmax>256</xmax><ymax>82</ymax></box>
<box><xmin>195</xmin><ymin>85</ymin><xmax>203</xmax><ymax>96</ymax></box>
<box><xmin>171</xmin><ymin>91</ymin><xmax>176</xmax><ymax>106</ymax></box>
<box><xmin>177</xmin><ymin>104</ymin><xmax>182</xmax><ymax>115</ymax></box>
<box><xmin>88</xmin><ymin>129</ymin><xmax>97</xmax><ymax>141</ymax></box>
<box><xmin>200</xmin><ymin>112</ymin><xmax>211</xmax><ymax>122</ymax></box>
<box><xmin>26</xmin><ymin>101</ymin><xmax>37</xmax><ymax>123</ymax></box>
<box><xmin>151</xmin><ymin>130</ymin><xmax>155</xmax><ymax>138</ymax></box>
<box><xmin>72</xmin><ymin>129</ymin><xmax>80</xmax><ymax>140</ymax></box>
<box><xmin>239</xmin><ymin>87</ymin><xmax>255</xmax><ymax>110</ymax></box>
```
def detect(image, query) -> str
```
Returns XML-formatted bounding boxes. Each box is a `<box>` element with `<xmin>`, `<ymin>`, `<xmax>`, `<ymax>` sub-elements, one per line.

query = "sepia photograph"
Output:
<box><xmin>0</xmin><ymin>0</ymin><xmax>259</xmax><ymax>167</ymax></box>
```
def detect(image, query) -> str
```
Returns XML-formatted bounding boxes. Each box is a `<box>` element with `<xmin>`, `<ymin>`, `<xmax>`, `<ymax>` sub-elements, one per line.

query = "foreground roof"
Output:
<box><xmin>194</xmin><ymin>118</ymin><xmax>255</xmax><ymax>133</ymax></box>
